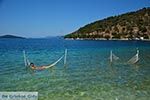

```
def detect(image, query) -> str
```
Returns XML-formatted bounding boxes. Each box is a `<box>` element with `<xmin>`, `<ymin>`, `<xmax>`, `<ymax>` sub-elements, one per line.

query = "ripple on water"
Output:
<box><xmin>0</xmin><ymin>39</ymin><xmax>150</xmax><ymax>100</ymax></box>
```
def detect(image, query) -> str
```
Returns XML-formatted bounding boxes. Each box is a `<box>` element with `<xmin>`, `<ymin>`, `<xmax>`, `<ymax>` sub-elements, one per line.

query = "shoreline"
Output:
<box><xmin>64</xmin><ymin>38</ymin><xmax>150</xmax><ymax>41</ymax></box>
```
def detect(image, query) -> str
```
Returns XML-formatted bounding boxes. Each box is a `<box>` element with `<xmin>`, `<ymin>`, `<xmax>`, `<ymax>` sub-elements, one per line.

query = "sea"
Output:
<box><xmin>0</xmin><ymin>37</ymin><xmax>150</xmax><ymax>100</ymax></box>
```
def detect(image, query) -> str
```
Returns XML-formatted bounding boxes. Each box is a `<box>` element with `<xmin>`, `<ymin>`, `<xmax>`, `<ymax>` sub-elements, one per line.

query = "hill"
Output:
<box><xmin>64</xmin><ymin>8</ymin><xmax>150</xmax><ymax>40</ymax></box>
<box><xmin>0</xmin><ymin>35</ymin><xmax>25</xmax><ymax>39</ymax></box>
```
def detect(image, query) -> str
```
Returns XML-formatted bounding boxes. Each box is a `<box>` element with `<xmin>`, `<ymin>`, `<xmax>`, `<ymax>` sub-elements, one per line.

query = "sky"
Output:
<box><xmin>0</xmin><ymin>0</ymin><xmax>149</xmax><ymax>38</ymax></box>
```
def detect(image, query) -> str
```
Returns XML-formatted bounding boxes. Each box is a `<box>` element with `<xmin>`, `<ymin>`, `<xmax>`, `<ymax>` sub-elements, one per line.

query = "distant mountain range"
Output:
<box><xmin>0</xmin><ymin>35</ymin><xmax>25</xmax><ymax>39</ymax></box>
<box><xmin>64</xmin><ymin>7</ymin><xmax>150</xmax><ymax>40</ymax></box>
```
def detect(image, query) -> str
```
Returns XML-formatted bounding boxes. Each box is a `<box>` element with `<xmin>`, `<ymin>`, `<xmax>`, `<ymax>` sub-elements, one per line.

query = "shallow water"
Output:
<box><xmin>0</xmin><ymin>38</ymin><xmax>150</xmax><ymax>100</ymax></box>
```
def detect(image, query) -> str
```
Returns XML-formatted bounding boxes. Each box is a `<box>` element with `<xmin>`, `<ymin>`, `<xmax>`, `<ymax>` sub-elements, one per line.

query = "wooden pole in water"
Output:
<box><xmin>110</xmin><ymin>50</ymin><xmax>113</xmax><ymax>63</ymax></box>
<box><xmin>23</xmin><ymin>50</ymin><xmax>27</xmax><ymax>67</ymax></box>
<box><xmin>64</xmin><ymin>49</ymin><xmax>67</xmax><ymax>65</ymax></box>
<box><xmin>136</xmin><ymin>48</ymin><xmax>139</xmax><ymax>61</ymax></box>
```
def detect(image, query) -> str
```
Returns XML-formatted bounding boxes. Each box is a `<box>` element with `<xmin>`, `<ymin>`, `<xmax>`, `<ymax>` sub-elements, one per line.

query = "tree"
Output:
<box><xmin>104</xmin><ymin>35</ymin><xmax>110</xmax><ymax>40</ymax></box>
<box><xmin>114</xmin><ymin>26</ymin><xmax>119</xmax><ymax>33</ymax></box>
<box><xmin>139</xmin><ymin>26</ymin><xmax>147</xmax><ymax>33</ymax></box>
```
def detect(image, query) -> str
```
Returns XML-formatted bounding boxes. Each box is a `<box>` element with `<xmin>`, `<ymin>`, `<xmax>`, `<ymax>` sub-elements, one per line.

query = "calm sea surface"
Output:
<box><xmin>0</xmin><ymin>37</ymin><xmax>150</xmax><ymax>100</ymax></box>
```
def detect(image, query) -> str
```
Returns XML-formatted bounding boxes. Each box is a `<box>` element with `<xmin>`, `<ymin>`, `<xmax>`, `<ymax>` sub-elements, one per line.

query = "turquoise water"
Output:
<box><xmin>0</xmin><ymin>38</ymin><xmax>150</xmax><ymax>100</ymax></box>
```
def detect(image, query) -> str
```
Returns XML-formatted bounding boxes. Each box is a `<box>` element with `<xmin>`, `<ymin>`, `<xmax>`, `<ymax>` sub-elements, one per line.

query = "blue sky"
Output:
<box><xmin>0</xmin><ymin>0</ymin><xmax>149</xmax><ymax>38</ymax></box>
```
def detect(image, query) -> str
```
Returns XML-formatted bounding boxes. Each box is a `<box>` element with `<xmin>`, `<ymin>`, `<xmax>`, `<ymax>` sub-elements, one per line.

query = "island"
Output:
<box><xmin>0</xmin><ymin>35</ymin><xmax>25</xmax><ymax>39</ymax></box>
<box><xmin>64</xmin><ymin>7</ymin><xmax>150</xmax><ymax>40</ymax></box>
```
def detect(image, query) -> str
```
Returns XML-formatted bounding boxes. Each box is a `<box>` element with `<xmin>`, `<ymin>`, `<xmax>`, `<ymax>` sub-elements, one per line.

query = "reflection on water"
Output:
<box><xmin>0</xmin><ymin>38</ymin><xmax>150</xmax><ymax>100</ymax></box>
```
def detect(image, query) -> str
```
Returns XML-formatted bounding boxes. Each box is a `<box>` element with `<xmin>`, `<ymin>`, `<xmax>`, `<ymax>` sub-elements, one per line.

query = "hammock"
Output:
<box><xmin>43</xmin><ymin>55</ymin><xmax>64</xmax><ymax>69</ymax></box>
<box><xmin>127</xmin><ymin>49</ymin><xmax>139</xmax><ymax>64</ymax></box>
<box><xmin>109</xmin><ymin>50</ymin><xmax>119</xmax><ymax>63</ymax></box>
<box><xmin>23</xmin><ymin>50</ymin><xmax>65</xmax><ymax>69</ymax></box>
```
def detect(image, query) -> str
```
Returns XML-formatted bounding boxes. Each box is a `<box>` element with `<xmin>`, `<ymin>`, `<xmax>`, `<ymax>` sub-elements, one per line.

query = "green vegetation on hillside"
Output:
<box><xmin>65</xmin><ymin>7</ymin><xmax>150</xmax><ymax>40</ymax></box>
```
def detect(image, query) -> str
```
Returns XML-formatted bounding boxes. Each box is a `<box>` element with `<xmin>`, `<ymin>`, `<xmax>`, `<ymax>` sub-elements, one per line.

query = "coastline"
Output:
<box><xmin>64</xmin><ymin>38</ymin><xmax>150</xmax><ymax>41</ymax></box>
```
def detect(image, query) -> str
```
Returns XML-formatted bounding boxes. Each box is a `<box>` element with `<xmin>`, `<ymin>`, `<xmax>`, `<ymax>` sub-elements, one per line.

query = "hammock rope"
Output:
<box><xmin>44</xmin><ymin>55</ymin><xmax>64</xmax><ymax>69</ymax></box>
<box><xmin>110</xmin><ymin>50</ymin><xmax>119</xmax><ymax>63</ymax></box>
<box><xmin>127</xmin><ymin>49</ymin><xmax>139</xmax><ymax>64</ymax></box>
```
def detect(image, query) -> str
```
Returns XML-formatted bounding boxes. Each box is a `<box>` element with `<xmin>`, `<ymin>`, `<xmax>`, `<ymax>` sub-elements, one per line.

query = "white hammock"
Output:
<box><xmin>44</xmin><ymin>55</ymin><xmax>64</xmax><ymax>69</ymax></box>
<box><xmin>23</xmin><ymin>50</ymin><xmax>66</xmax><ymax>69</ymax></box>
<box><xmin>127</xmin><ymin>49</ymin><xmax>139</xmax><ymax>64</ymax></box>
<box><xmin>110</xmin><ymin>50</ymin><xmax>119</xmax><ymax>63</ymax></box>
